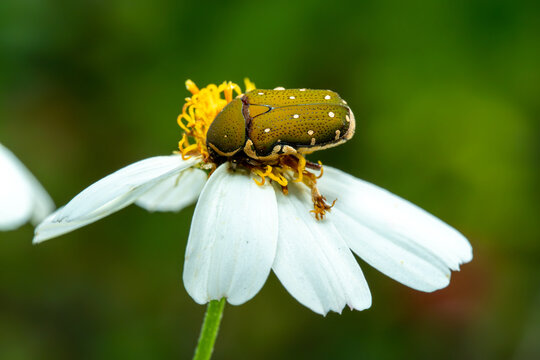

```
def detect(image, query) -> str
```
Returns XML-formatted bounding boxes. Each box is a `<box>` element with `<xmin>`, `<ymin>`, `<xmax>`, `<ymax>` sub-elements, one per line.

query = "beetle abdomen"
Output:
<box><xmin>206</xmin><ymin>98</ymin><xmax>246</xmax><ymax>157</ymax></box>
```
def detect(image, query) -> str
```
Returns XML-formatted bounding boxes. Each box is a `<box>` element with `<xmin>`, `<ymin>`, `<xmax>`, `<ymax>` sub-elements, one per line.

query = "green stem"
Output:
<box><xmin>193</xmin><ymin>299</ymin><xmax>226</xmax><ymax>360</ymax></box>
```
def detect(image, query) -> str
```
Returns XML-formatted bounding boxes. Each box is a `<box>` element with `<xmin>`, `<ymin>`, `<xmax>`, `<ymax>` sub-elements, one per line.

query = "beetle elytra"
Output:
<box><xmin>206</xmin><ymin>88</ymin><xmax>355</xmax><ymax>161</ymax></box>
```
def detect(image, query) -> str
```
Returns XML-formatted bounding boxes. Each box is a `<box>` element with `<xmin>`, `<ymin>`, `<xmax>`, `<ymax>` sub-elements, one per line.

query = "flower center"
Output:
<box><xmin>176</xmin><ymin>79</ymin><xmax>335</xmax><ymax>219</ymax></box>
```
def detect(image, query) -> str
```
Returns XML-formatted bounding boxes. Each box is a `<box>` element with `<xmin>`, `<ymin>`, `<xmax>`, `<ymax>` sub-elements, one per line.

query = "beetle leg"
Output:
<box><xmin>305</xmin><ymin>160</ymin><xmax>321</xmax><ymax>170</ymax></box>
<box><xmin>309</xmin><ymin>185</ymin><xmax>336</xmax><ymax>221</ymax></box>
<box><xmin>301</xmin><ymin>168</ymin><xmax>335</xmax><ymax>220</ymax></box>
<box><xmin>310</xmin><ymin>195</ymin><xmax>337</xmax><ymax>221</ymax></box>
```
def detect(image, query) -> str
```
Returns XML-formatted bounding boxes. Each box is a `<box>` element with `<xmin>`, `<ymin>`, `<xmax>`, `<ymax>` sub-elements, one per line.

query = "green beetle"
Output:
<box><xmin>206</xmin><ymin>87</ymin><xmax>355</xmax><ymax>161</ymax></box>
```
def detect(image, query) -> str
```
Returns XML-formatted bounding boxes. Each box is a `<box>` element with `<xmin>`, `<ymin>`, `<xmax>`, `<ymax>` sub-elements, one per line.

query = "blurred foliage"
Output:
<box><xmin>1</xmin><ymin>0</ymin><xmax>539</xmax><ymax>359</ymax></box>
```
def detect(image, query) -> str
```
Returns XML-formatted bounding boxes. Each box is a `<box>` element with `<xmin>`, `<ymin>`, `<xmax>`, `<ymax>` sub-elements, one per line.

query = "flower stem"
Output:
<box><xmin>193</xmin><ymin>298</ymin><xmax>226</xmax><ymax>360</ymax></box>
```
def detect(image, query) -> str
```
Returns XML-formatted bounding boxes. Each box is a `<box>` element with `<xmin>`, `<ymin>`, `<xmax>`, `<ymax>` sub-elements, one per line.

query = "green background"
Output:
<box><xmin>1</xmin><ymin>0</ymin><xmax>539</xmax><ymax>359</ymax></box>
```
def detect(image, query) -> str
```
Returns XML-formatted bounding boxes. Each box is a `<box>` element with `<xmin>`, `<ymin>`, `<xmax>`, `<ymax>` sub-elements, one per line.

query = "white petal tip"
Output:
<box><xmin>316</xmin><ymin>300</ymin><xmax>372</xmax><ymax>316</ymax></box>
<box><xmin>224</xmin><ymin>297</ymin><xmax>249</xmax><ymax>306</ymax></box>
<box><xmin>32</xmin><ymin>232</ymin><xmax>49</xmax><ymax>244</ymax></box>
<box><xmin>462</xmin><ymin>247</ymin><xmax>474</xmax><ymax>264</ymax></box>
<box><xmin>32</xmin><ymin>232</ymin><xmax>51</xmax><ymax>244</ymax></box>
<box><xmin>346</xmin><ymin>297</ymin><xmax>372</xmax><ymax>313</ymax></box>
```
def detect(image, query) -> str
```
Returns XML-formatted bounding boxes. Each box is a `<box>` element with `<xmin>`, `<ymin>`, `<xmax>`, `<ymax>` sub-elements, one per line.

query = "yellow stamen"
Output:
<box><xmin>293</xmin><ymin>154</ymin><xmax>307</xmax><ymax>183</ymax></box>
<box><xmin>254</xmin><ymin>165</ymin><xmax>289</xmax><ymax>187</ymax></box>
<box><xmin>244</xmin><ymin>78</ymin><xmax>256</xmax><ymax>92</ymax></box>
<box><xmin>185</xmin><ymin>79</ymin><xmax>199</xmax><ymax>95</ymax></box>
<box><xmin>252</xmin><ymin>168</ymin><xmax>266</xmax><ymax>186</ymax></box>
<box><xmin>264</xmin><ymin>166</ymin><xmax>288</xmax><ymax>187</ymax></box>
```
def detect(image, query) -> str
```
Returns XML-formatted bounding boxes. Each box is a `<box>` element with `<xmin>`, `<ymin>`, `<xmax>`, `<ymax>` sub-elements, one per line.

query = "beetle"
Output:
<box><xmin>206</xmin><ymin>87</ymin><xmax>355</xmax><ymax>162</ymax></box>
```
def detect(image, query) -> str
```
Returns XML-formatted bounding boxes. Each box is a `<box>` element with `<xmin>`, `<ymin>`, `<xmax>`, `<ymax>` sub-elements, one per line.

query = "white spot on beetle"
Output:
<box><xmin>335</xmin><ymin>130</ymin><xmax>341</xmax><ymax>140</ymax></box>
<box><xmin>258</xmin><ymin>92</ymin><xmax>264</xmax><ymax>95</ymax></box>
<box><xmin>342</xmin><ymin>100</ymin><xmax>348</xmax><ymax>104</ymax></box>
<box><xmin>346</xmin><ymin>115</ymin><xmax>351</xmax><ymax>122</ymax></box>
<box><xmin>282</xmin><ymin>145</ymin><xmax>296</xmax><ymax>154</ymax></box>
<box><xmin>289</xmin><ymin>96</ymin><xmax>295</xmax><ymax>100</ymax></box>
<box><xmin>264</xmin><ymin>128</ymin><xmax>271</xmax><ymax>133</ymax></box>
<box><xmin>310</xmin><ymin>138</ymin><xmax>316</xmax><ymax>146</ymax></box>
<box><xmin>325</xmin><ymin>95</ymin><xmax>331</xmax><ymax>100</ymax></box>
<box><xmin>277</xmin><ymin>139</ymin><xmax>282</xmax><ymax>142</ymax></box>
<box><xmin>328</xmin><ymin>111</ymin><xmax>335</xmax><ymax>118</ymax></box>
<box><xmin>274</xmin><ymin>87</ymin><xmax>285</xmax><ymax>90</ymax></box>
<box><xmin>307</xmin><ymin>130</ymin><xmax>314</xmax><ymax>136</ymax></box>
<box><xmin>224</xmin><ymin>134</ymin><xmax>228</xmax><ymax>138</ymax></box>
<box><xmin>299</xmin><ymin>88</ymin><xmax>306</xmax><ymax>91</ymax></box>
<box><xmin>293</xmin><ymin>114</ymin><xmax>300</xmax><ymax>119</ymax></box>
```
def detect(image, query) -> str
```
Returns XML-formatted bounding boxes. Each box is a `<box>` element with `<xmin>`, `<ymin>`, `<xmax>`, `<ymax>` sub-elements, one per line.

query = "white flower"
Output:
<box><xmin>34</xmin><ymin>154</ymin><xmax>472</xmax><ymax>315</ymax></box>
<box><xmin>33</xmin><ymin>80</ymin><xmax>472</xmax><ymax>315</ymax></box>
<box><xmin>0</xmin><ymin>142</ymin><xmax>55</xmax><ymax>231</ymax></box>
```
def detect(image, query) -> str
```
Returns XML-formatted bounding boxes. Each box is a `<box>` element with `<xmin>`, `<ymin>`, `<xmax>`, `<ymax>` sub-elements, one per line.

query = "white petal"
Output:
<box><xmin>318</xmin><ymin>166</ymin><xmax>473</xmax><ymax>292</ymax></box>
<box><xmin>0</xmin><ymin>143</ymin><xmax>54</xmax><ymax>231</ymax></box>
<box><xmin>135</xmin><ymin>167</ymin><xmax>207</xmax><ymax>212</ymax></box>
<box><xmin>183</xmin><ymin>163</ymin><xmax>278</xmax><ymax>305</ymax></box>
<box><xmin>272</xmin><ymin>183</ymin><xmax>371</xmax><ymax>315</ymax></box>
<box><xmin>33</xmin><ymin>155</ymin><xmax>201</xmax><ymax>243</ymax></box>
<box><xmin>0</xmin><ymin>144</ymin><xmax>33</xmax><ymax>230</ymax></box>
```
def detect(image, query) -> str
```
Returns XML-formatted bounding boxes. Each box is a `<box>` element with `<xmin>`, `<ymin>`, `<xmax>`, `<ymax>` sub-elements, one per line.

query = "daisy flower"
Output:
<box><xmin>34</xmin><ymin>79</ymin><xmax>472</xmax><ymax>316</ymax></box>
<box><xmin>0</xmin><ymin>142</ymin><xmax>54</xmax><ymax>231</ymax></box>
